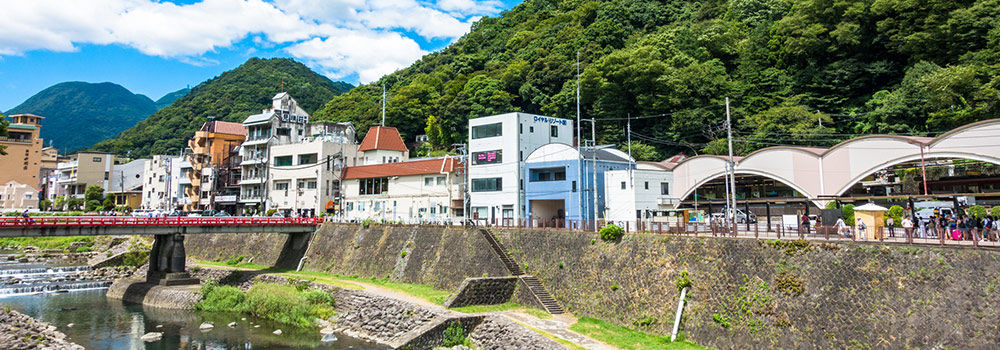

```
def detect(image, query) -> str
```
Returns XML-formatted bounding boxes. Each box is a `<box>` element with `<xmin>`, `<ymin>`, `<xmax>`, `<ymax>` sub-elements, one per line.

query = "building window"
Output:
<box><xmin>472</xmin><ymin>150</ymin><xmax>502</xmax><ymax>165</ymax></box>
<box><xmin>621</xmin><ymin>181</ymin><xmax>626</xmax><ymax>189</ymax></box>
<box><xmin>572</xmin><ymin>181</ymin><xmax>577</xmax><ymax>192</ymax></box>
<box><xmin>519</xmin><ymin>123</ymin><xmax>523</xmax><ymax>134</ymax></box>
<box><xmin>471</xmin><ymin>122</ymin><xmax>502</xmax><ymax>139</ymax></box>
<box><xmin>275</xmin><ymin>182</ymin><xmax>289</xmax><ymax>191</ymax></box>
<box><xmin>471</xmin><ymin>177</ymin><xmax>502</xmax><ymax>192</ymax></box>
<box><xmin>359</xmin><ymin>177</ymin><xmax>389</xmax><ymax>195</ymax></box>
<box><xmin>550</xmin><ymin>125</ymin><xmax>558</xmax><ymax>137</ymax></box>
<box><xmin>274</xmin><ymin>156</ymin><xmax>293</xmax><ymax>166</ymax></box>
<box><xmin>529</xmin><ymin>126</ymin><xmax>534</xmax><ymax>133</ymax></box>
<box><xmin>425</xmin><ymin>177</ymin><xmax>433</xmax><ymax>186</ymax></box>
<box><xmin>529</xmin><ymin>168</ymin><xmax>566</xmax><ymax>182</ymax></box>
<box><xmin>644</xmin><ymin>181</ymin><xmax>649</xmax><ymax>190</ymax></box>
<box><xmin>298</xmin><ymin>153</ymin><xmax>317</xmax><ymax>165</ymax></box>
<box><xmin>276</xmin><ymin>128</ymin><xmax>291</xmax><ymax>136</ymax></box>
<box><xmin>661</xmin><ymin>182</ymin><xmax>670</xmax><ymax>195</ymax></box>
<box><xmin>436</xmin><ymin>176</ymin><xmax>445</xmax><ymax>185</ymax></box>
<box><xmin>92</xmin><ymin>157</ymin><xmax>102</xmax><ymax>162</ymax></box>
<box><xmin>104</xmin><ymin>172</ymin><xmax>109</xmax><ymax>180</ymax></box>
<box><xmin>298</xmin><ymin>179</ymin><xmax>317</xmax><ymax>189</ymax></box>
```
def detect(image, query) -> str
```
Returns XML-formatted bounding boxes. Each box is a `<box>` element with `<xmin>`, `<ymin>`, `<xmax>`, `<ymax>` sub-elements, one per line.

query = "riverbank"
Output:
<box><xmin>0</xmin><ymin>302</ymin><xmax>84</xmax><ymax>349</ymax></box>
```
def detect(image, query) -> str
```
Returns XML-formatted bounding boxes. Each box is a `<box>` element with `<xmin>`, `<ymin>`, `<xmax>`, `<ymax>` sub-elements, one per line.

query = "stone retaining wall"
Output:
<box><xmin>106</xmin><ymin>279</ymin><xmax>200</xmax><ymax>309</ymax></box>
<box><xmin>442</xmin><ymin>277</ymin><xmax>518</xmax><ymax>308</ymax></box>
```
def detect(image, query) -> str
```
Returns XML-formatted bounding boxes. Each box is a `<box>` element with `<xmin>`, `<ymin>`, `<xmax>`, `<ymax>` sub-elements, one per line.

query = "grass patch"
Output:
<box><xmin>0</xmin><ymin>236</ymin><xmax>93</xmax><ymax>250</ymax></box>
<box><xmin>194</xmin><ymin>259</ymin><xmax>273</xmax><ymax>270</ymax></box>
<box><xmin>523</xmin><ymin>308</ymin><xmax>554</xmax><ymax>319</ymax></box>
<box><xmin>195</xmin><ymin>280</ymin><xmax>335</xmax><ymax>328</ymax></box>
<box><xmin>450</xmin><ymin>302</ymin><xmax>522</xmax><ymax>313</ymax></box>
<box><xmin>569</xmin><ymin>317</ymin><xmax>708</xmax><ymax>350</ymax></box>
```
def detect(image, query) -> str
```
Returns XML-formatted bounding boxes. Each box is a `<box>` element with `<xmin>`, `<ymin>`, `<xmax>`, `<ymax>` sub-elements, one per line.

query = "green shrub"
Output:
<box><xmin>75</xmin><ymin>246</ymin><xmax>93</xmax><ymax>253</ymax></box>
<box><xmin>676</xmin><ymin>270</ymin><xmax>692</xmax><ymax>291</ymax></box>
<box><xmin>400</xmin><ymin>250</ymin><xmax>407</xmax><ymax>258</ymax></box>
<box><xmin>841</xmin><ymin>204</ymin><xmax>855</xmax><ymax>225</ymax></box>
<box><xmin>245</xmin><ymin>283</ymin><xmax>317</xmax><ymax>327</ymax></box>
<box><xmin>825</xmin><ymin>201</ymin><xmax>839</xmax><ymax>209</ymax></box>
<box><xmin>968</xmin><ymin>205</ymin><xmax>987</xmax><ymax>220</ymax></box>
<box><xmin>265</xmin><ymin>209</ymin><xmax>277</xmax><ymax>216</ymax></box>
<box><xmin>441</xmin><ymin>321</ymin><xmax>472</xmax><ymax>347</ymax></box>
<box><xmin>195</xmin><ymin>280</ymin><xmax>247</xmax><ymax>312</ymax></box>
<box><xmin>225</xmin><ymin>255</ymin><xmax>245</xmax><ymax>266</ymax></box>
<box><xmin>886</xmin><ymin>205</ymin><xmax>904</xmax><ymax>226</ymax></box>
<box><xmin>121</xmin><ymin>251</ymin><xmax>149</xmax><ymax>267</ymax></box>
<box><xmin>599</xmin><ymin>224</ymin><xmax>624</xmax><ymax>242</ymax></box>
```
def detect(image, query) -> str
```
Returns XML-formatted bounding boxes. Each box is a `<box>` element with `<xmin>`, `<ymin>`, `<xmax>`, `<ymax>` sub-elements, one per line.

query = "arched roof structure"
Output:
<box><xmin>672</xmin><ymin>118</ymin><xmax>1000</xmax><ymax>202</ymax></box>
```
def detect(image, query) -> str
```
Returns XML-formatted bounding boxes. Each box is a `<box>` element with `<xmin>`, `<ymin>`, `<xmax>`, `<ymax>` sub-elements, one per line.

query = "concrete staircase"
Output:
<box><xmin>520</xmin><ymin>275</ymin><xmax>564</xmax><ymax>314</ymax></box>
<box><xmin>478</xmin><ymin>228</ymin><xmax>563</xmax><ymax>314</ymax></box>
<box><xmin>478</xmin><ymin>229</ymin><xmax>523</xmax><ymax>275</ymax></box>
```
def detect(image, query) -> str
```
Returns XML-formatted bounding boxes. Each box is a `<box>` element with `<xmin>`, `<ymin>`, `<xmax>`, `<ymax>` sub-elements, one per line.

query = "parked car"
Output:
<box><xmin>212</xmin><ymin>211</ymin><xmax>231</xmax><ymax>217</ymax></box>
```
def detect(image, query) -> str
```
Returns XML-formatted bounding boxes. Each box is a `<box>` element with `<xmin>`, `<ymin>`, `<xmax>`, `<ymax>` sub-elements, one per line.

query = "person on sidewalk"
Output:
<box><xmin>902</xmin><ymin>216</ymin><xmax>913</xmax><ymax>240</ymax></box>
<box><xmin>835</xmin><ymin>216</ymin><xmax>848</xmax><ymax>237</ymax></box>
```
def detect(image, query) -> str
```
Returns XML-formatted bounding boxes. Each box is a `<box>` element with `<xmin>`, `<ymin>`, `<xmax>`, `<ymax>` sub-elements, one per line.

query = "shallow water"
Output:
<box><xmin>0</xmin><ymin>255</ymin><xmax>387</xmax><ymax>350</ymax></box>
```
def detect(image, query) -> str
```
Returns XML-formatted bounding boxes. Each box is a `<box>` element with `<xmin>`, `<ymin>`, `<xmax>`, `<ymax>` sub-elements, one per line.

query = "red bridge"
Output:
<box><xmin>0</xmin><ymin>216</ymin><xmax>321</xmax><ymax>237</ymax></box>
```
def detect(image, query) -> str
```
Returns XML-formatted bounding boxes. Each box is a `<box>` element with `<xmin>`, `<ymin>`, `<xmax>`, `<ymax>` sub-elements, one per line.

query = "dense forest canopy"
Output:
<box><xmin>314</xmin><ymin>0</ymin><xmax>999</xmax><ymax>159</ymax></box>
<box><xmin>92</xmin><ymin>58</ymin><xmax>353</xmax><ymax>158</ymax></box>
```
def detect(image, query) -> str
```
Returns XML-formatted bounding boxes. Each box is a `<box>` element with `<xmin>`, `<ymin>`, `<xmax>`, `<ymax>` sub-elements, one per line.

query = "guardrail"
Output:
<box><xmin>0</xmin><ymin>216</ymin><xmax>323</xmax><ymax>228</ymax></box>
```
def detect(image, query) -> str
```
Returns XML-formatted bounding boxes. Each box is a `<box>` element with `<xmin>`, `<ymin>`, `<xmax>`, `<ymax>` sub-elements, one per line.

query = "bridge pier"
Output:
<box><xmin>146</xmin><ymin>233</ymin><xmax>200</xmax><ymax>286</ymax></box>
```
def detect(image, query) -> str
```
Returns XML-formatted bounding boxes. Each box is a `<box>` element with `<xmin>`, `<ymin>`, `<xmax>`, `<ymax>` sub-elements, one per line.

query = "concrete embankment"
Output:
<box><xmin>184</xmin><ymin>223</ymin><xmax>1000</xmax><ymax>349</ymax></box>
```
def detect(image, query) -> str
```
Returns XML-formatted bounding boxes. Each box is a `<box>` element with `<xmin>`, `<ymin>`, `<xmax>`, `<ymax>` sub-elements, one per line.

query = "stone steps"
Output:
<box><xmin>521</xmin><ymin>276</ymin><xmax>564</xmax><ymax>314</ymax></box>
<box><xmin>478</xmin><ymin>229</ymin><xmax>523</xmax><ymax>275</ymax></box>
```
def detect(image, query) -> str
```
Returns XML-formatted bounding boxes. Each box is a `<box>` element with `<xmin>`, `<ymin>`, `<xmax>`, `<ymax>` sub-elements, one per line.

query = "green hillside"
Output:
<box><xmin>155</xmin><ymin>87</ymin><xmax>191</xmax><ymax>110</ymax></box>
<box><xmin>92</xmin><ymin>58</ymin><xmax>353</xmax><ymax>158</ymax></box>
<box><xmin>315</xmin><ymin>0</ymin><xmax>1000</xmax><ymax>159</ymax></box>
<box><xmin>6</xmin><ymin>81</ymin><xmax>158</xmax><ymax>152</ymax></box>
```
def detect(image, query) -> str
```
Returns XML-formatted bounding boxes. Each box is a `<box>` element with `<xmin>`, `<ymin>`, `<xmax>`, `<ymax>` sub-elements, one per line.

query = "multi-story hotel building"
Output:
<box><xmin>185</xmin><ymin>120</ymin><xmax>247</xmax><ymax>212</ymax></box>
<box><xmin>238</xmin><ymin>93</ymin><xmax>311</xmax><ymax>214</ymax></box>
<box><xmin>467</xmin><ymin>113</ymin><xmax>573</xmax><ymax>225</ymax></box>
<box><xmin>267</xmin><ymin>121</ymin><xmax>360</xmax><ymax>217</ymax></box>
<box><xmin>0</xmin><ymin>114</ymin><xmax>45</xmax><ymax>192</ymax></box>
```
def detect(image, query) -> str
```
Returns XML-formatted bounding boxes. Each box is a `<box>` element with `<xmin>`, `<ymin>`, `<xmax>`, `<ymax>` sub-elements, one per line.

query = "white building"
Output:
<box><xmin>0</xmin><ymin>181</ymin><xmax>38</xmax><ymax>210</ymax></box>
<box><xmin>108</xmin><ymin>159</ymin><xmax>148</xmax><ymax>209</ymax></box>
<box><xmin>239</xmin><ymin>92</ymin><xmax>312</xmax><ymax>214</ymax></box>
<box><xmin>468</xmin><ymin>112</ymin><xmax>573</xmax><ymax>225</ymax></box>
<box><xmin>604</xmin><ymin>162</ymin><xmax>676</xmax><ymax>230</ymax></box>
<box><xmin>141</xmin><ymin>155</ymin><xmax>182</xmax><ymax>211</ymax></box>
<box><xmin>359</xmin><ymin>126</ymin><xmax>408</xmax><ymax>165</ymax></box>
<box><xmin>268</xmin><ymin>122</ymin><xmax>360</xmax><ymax>217</ymax></box>
<box><xmin>342</xmin><ymin>157</ymin><xmax>465</xmax><ymax>223</ymax></box>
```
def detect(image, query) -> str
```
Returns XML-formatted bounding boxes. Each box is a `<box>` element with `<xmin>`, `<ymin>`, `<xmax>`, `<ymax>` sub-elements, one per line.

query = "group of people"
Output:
<box><xmin>828</xmin><ymin>212</ymin><xmax>1000</xmax><ymax>242</ymax></box>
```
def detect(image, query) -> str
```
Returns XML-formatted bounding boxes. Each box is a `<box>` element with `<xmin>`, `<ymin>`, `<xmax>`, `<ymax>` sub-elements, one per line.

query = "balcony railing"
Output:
<box><xmin>0</xmin><ymin>136</ymin><xmax>32</xmax><ymax>144</ymax></box>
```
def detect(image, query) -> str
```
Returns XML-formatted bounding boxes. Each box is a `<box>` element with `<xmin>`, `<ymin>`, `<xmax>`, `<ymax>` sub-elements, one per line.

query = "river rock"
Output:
<box><xmin>199</xmin><ymin>322</ymin><xmax>214</xmax><ymax>330</ymax></box>
<box><xmin>155</xmin><ymin>324</ymin><xmax>163</xmax><ymax>328</ymax></box>
<box><xmin>67</xmin><ymin>323</ymin><xmax>74</xmax><ymax>328</ymax></box>
<box><xmin>273</xmin><ymin>329</ymin><xmax>282</xmax><ymax>335</ymax></box>
<box><xmin>321</xmin><ymin>333</ymin><xmax>338</xmax><ymax>343</ymax></box>
<box><xmin>320</xmin><ymin>326</ymin><xmax>336</xmax><ymax>335</ymax></box>
<box><xmin>254</xmin><ymin>325</ymin><xmax>261</xmax><ymax>328</ymax></box>
<box><xmin>228</xmin><ymin>322</ymin><xmax>237</xmax><ymax>328</ymax></box>
<box><xmin>140</xmin><ymin>332</ymin><xmax>163</xmax><ymax>342</ymax></box>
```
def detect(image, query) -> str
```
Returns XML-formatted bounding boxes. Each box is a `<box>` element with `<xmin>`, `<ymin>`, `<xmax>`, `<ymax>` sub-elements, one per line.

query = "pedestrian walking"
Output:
<box><xmin>835</xmin><ymin>216</ymin><xmax>848</xmax><ymax>237</ymax></box>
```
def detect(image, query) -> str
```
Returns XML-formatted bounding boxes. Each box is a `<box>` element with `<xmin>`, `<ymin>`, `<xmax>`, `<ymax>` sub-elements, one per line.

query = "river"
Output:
<box><xmin>0</xmin><ymin>254</ymin><xmax>388</xmax><ymax>349</ymax></box>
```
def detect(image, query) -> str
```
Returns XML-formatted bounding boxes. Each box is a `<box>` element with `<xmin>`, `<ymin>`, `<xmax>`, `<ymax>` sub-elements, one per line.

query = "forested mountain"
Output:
<box><xmin>314</xmin><ymin>0</ymin><xmax>1000</xmax><ymax>159</ymax></box>
<box><xmin>92</xmin><ymin>58</ymin><xmax>353</xmax><ymax>158</ymax></box>
<box><xmin>155</xmin><ymin>87</ymin><xmax>190</xmax><ymax>110</ymax></box>
<box><xmin>6</xmin><ymin>81</ymin><xmax>158</xmax><ymax>152</ymax></box>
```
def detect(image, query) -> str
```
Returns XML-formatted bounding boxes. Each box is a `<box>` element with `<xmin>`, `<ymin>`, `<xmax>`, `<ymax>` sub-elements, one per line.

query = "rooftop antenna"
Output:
<box><xmin>381</xmin><ymin>84</ymin><xmax>386</xmax><ymax>126</ymax></box>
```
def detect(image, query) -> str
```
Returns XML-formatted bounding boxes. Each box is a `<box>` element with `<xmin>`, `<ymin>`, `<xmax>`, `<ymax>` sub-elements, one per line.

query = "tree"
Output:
<box><xmin>968</xmin><ymin>205</ymin><xmax>987</xmax><ymax>220</ymax></box>
<box><xmin>84</xmin><ymin>185</ymin><xmax>105</xmax><ymax>203</ymax></box>
<box><xmin>738</xmin><ymin>101</ymin><xmax>835</xmax><ymax>152</ymax></box>
<box><xmin>38</xmin><ymin>199</ymin><xmax>53</xmax><ymax>211</ymax></box>
<box><xmin>86</xmin><ymin>200</ymin><xmax>102</xmax><ymax>212</ymax></box>
<box><xmin>424</xmin><ymin>115</ymin><xmax>445</xmax><ymax>148</ymax></box>
<box><xmin>886</xmin><ymin>205</ymin><xmax>905</xmax><ymax>226</ymax></box>
<box><xmin>53</xmin><ymin>196</ymin><xmax>66</xmax><ymax>211</ymax></box>
<box><xmin>841</xmin><ymin>204</ymin><xmax>855</xmax><ymax>225</ymax></box>
<box><xmin>621</xmin><ymin>142</ymin><xmax>661</xmax><ymax>161</ymax></box>
<box><xmin>102</xmin><ymin>198</ymin><xmax>115</xmax><ymax>211</ymax></box>
<box><xmin>825</xmin><ymin>201</ymin><xmax>839</xmax><ymax>209</ymax></box>
<box><xmin>66</xmin><ymin>197</ymin><xmax>84</xmax><ymax>211</ymax></box>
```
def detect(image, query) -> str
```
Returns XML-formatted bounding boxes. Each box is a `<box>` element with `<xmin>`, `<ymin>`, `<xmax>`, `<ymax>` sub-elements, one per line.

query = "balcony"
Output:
<box><xmin>657</xmin><ymin>197</ymin><xmax>678</xmax><ymax>206</ymax></box>
<box><xmin>0</xmin><ymin>136</ymin><xmax>33</xmax><ymax>144</ymax></box>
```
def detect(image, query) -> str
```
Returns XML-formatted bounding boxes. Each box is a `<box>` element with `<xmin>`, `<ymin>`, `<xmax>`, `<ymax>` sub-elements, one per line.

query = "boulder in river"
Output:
<box><xmin>321</xmin><ymin>333</ymin><xmax>338</xmax><ymax>343</ymax></box>
<box><xmin>140</xmin><ymin>332</ymin><xmax>163</xmax><ymax>342</ymax></box>
<box><xmin>228</xmin><ymin>322</ymin><xmax>237</xmax><ymax>328</ymax></box>
<box><xmin>199</xmin><ymin>322</ymin><xmax>214</xmax><ymax>330</ymax></box>
<box><xmin>273</xmin><ymin>329</ymin><xmax>282</xmax><ymax>335</ymax></box>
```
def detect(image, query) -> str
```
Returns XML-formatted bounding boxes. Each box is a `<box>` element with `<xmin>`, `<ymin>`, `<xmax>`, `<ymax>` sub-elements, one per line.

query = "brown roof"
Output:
<box><xmin>201</xmin><ymin>121</ymin><xmax>247</xmax><ymax>136</ymax></box>
<box><xmin>359</xmin><ymin>126</ymin><xmax>407</xmax><ymax>152</ymax></box>
<box><xmin>343</xmin><ymin>157</ymin><xmax>462</xmax><ymax>179</ymax></box>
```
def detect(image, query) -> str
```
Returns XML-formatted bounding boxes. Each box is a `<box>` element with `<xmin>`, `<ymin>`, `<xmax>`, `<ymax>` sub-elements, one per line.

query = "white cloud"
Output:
<box><xmin>286</xmin><ymin>30</ymin><xmax>428</xmax><ymax>83</ymax></box>
<box><xmin>0</xmin><ymin>0</ymin><xmax>504</xmax><ymax>82</ymax></box>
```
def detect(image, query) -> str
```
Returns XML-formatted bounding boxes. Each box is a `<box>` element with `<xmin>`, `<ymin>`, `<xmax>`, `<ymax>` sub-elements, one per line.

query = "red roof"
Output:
<box><xmin>359</xmin><ymin>126</ymin><xmax>407</xmax><ymax>152</ymax></box>
<box><xmin>343</xmin><ymin>157</ymin><xmax>462</xmax><ymax>180</ymax></box>
<box><xmin>201</xmin><ymin>121</ymin><xmax>247</xmax><ymax>136</ymax></box>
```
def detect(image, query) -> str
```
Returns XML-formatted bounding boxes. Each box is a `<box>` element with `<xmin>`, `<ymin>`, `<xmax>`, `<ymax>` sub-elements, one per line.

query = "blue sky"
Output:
<box><xmin>0</xmin><ymin>0</ymin><xmax>522</xmax><ymax>110</ymax></box>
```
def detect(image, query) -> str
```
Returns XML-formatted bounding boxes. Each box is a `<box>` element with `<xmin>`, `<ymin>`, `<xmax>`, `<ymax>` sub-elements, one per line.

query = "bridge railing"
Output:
<box><xmin>0</xmin><ymin>216</ymin><xmax>323</xmax><ymax>228</ymax></box>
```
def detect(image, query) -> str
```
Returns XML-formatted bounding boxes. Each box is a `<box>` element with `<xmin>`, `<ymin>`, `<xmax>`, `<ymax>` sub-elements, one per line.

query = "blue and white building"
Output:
<box><xmin>523</xmin><ymin>143</ymin><xmax>634</xmax><ymax>224</ymax></box>
<box><xmin>468</xmin><ymin>113</ymin><xmax>574</xmax><ymax>225</ymax></box>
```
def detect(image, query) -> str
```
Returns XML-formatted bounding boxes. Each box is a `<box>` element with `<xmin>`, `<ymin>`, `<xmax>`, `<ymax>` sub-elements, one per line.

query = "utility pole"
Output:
<box><xmin>576</xmin><ymin>51</ymin><xmax>583</xmax><ymax>227</ymax></box>
<box><xmin>726</xmin><ymin>97</ymin><xmax>736</xmax><ymax>223</ymax></box>
<box><xmin>626</xmin><ymin>114</ymin><xmax>633</xmax><ymax>185</ymax></box>
<box><xmin>582</xmin><ymin>119</ymin><xmax>598</xmax><ymax>232</ymax></box>
<box><xmin>454</xmin><ymin>143</ymin><xmax>469</xmax><ymax>225</ymax></box>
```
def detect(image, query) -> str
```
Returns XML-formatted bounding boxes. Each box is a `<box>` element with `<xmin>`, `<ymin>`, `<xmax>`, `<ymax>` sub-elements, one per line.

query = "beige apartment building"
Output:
<box><xmin>0</xmin><ymin>181</ymin><xmax>38</xmax><ymax>210</ymax></box>
<box><xmin>185</xmin><ymin>120</ymin><xmax>246</xmax><ymax>212</ymax></box>
<box><xmin>57</xmin><ymin>152</ymin><xmax>116</xmax><ymax>199</ymax></box>
<box><xmin>0</xmin><ymin>114</ymin><xmax>45</xmax><ymax>191</ymax></box>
